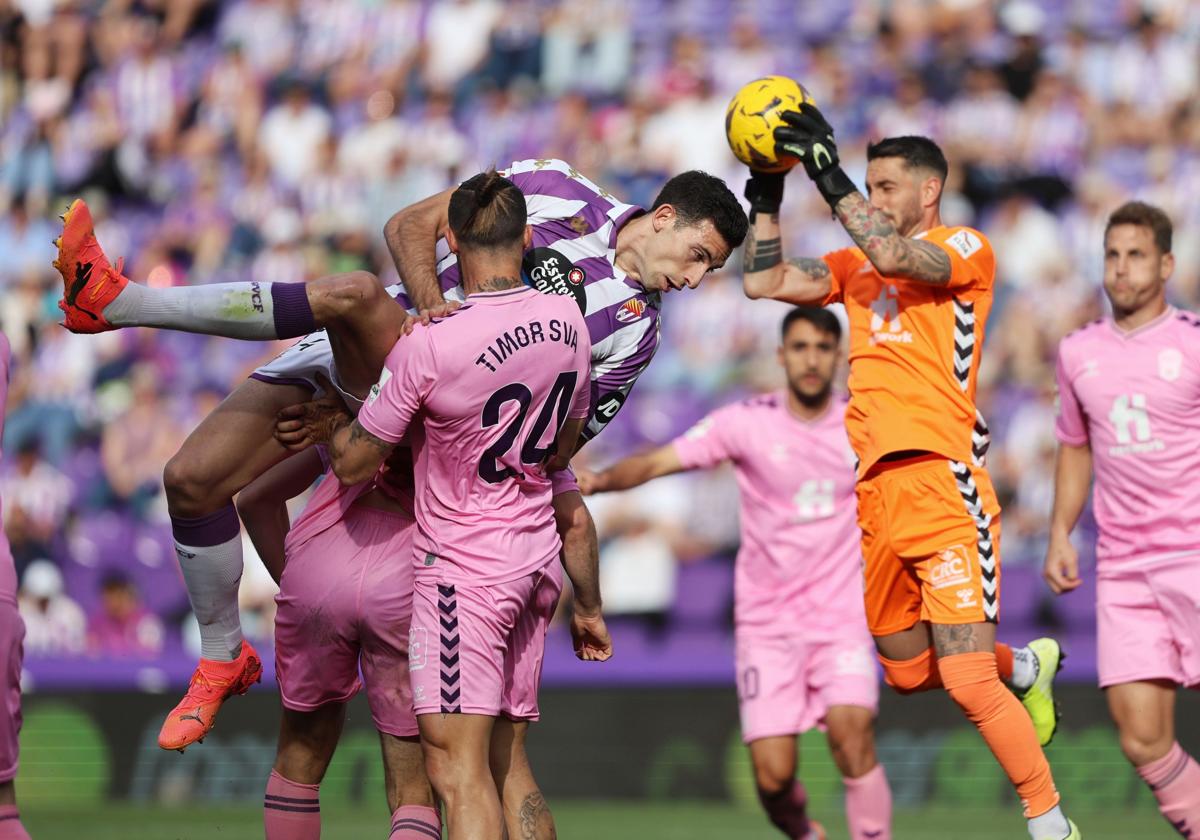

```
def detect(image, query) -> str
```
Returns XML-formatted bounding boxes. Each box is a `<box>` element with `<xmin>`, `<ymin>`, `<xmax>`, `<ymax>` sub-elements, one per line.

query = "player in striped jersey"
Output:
<box><xmin>739</xmin><ymin>110</ymin><xmax>1078</xmax><ymax>840</ymax></box>
<box><xmin>52</xmin><ymin>161</ymin><xmax>746</xmax><ymax>752</ymax></box>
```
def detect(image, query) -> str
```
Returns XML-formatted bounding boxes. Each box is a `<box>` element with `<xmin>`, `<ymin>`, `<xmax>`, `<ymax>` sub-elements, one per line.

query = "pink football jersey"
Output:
<box><xmin>671</xmin><ymin>392</ymin><xmax>869</xmax><ymax>640</ymax></box>
<box><xmin>358</xmin><ymin>287</ymin><xmax>591</xmax><ymax>585</ymax></box>
<box><xmin>1055</xmin><ymin>308</ymin><xmax>1200</xmax><ymax>565</ymax></box>
<box><xmin>0</xmin><ymin>335</ymin><xmax>14</xmax><ymax>600</ymax></box>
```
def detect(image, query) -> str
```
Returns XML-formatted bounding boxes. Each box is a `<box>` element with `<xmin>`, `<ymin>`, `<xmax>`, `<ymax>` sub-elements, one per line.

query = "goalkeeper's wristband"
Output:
<box><xmin>811</xmin><ymin>165</ymin><xmax>857</xmax><ymax>211</ymax></box>
<box><xmin>744</xmin><ymin>172</ymin><xmax>785</xmax><ymax>216</ymax></box>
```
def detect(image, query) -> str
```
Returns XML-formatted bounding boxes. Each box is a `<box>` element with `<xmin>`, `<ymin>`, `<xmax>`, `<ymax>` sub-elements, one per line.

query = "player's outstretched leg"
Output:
<box><xmin>419</xmin><ymin>713</ymin><xmax>502</xmax><ymax>840</ymax></box>
<box><xmin>54</xmin><ymin>200</ymin><xmax>408</xmax><ymax>385</ymax></box>
<box><xmin>489</xmin><ymin>720</ymin><xmax>555</xmax><ymax>840</ymax></box>
<box><xmin>824</xmin><ymin>705</ymin><xmax>891</xmax><ymax>840</ymax></box>
<box><xmin>158</xmin><ymin>378</ymin><xmax>309</xmax><ymax>751</ymax></box>
<box><xmin>380</xmin><ymin>733</ymin><xmax>440</xmax><ymax>840</ymax></box>
<box><xmin>264</xmin><ymin>704</ymin><xmax>346</xmax><ymax>840</ymax></box>
<box><xmin>748</xmin><ymin>736</ymin><xmax>825</xmax><ymax>840</ymax></box>
<box><xmin>1109</xmin><ymin>680</ymin><xmax>1200</xmax><ymax>837</ymax></box>
<box><xmin>932</xmin><ymin>623</ymin><xmax>1079</xmax><ymax>840</ymax></box>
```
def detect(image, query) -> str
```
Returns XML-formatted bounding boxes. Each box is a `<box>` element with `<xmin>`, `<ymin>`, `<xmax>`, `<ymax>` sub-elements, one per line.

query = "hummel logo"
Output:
<box><xmin>178</xmin><ymin>707</ymin><xmax>205</xmax><ymax>725</ymax></box>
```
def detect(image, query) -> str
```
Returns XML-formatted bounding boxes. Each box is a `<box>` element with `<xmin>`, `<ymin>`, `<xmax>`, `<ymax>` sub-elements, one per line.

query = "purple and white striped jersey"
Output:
<box><xmin>393</xmin><ymin>158</ymin><xmax>658</xmax><ymax>443</ymax></box>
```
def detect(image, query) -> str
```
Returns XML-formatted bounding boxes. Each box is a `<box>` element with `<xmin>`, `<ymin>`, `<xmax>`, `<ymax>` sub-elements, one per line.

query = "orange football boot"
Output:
<box><xmin>158</xmin><ymin>641</ymin><xmax>263</xmax><ymax>752</ymax></box>
<box><xmin>53</xmin><ymin>198</ymin><xmax>129</xmax><ymax>333</ymax></box>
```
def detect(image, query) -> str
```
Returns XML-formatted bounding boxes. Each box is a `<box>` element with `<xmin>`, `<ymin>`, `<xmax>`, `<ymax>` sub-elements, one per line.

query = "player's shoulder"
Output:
<box><xmin>1172</xmin><ymin>308</ymin><xmax>1200</xmax><ymax>331</ymax></box>
<box><xmin>927</xmin><ymin>225</ymin><xmax>992</xmax><ymax>262</ymax></box>
<box><xmin>502</xmin><ymin>158</ymin><xmax>574</xmax><ymax>180</ymax></box>
<box><xmin>1057</xmin><ymin>317</ymin><xmax>1107</xmax><ymax>365</ymax></box>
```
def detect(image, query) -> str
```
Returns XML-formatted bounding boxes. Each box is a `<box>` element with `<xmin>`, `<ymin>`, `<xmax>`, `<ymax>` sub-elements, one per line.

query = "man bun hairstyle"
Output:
<box><xmin>1105</xmin><ymin>200</ymin><xmax>1172</xmax><ymax>255</ymax></box>
<box><xmin>867</xmin><ymin>136</ymin><xmax>949</xmax><ymax>182</ymax></box>
<box><xmin>448</xmin><ymin>169</ymin><xmax>527</xmax><ymax>249</ymax></box>
<box><xmin>651</xmin><ymin>170</ymin><xmax>748</xmax><ymax>250</ymax></box>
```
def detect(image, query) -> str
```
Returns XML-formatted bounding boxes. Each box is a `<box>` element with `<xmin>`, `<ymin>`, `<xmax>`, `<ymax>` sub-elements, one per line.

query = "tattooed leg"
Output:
<box><xmin>931</xmin><ymin>621</ymin><xmax>996</xmax><ymax>658</ymax></box>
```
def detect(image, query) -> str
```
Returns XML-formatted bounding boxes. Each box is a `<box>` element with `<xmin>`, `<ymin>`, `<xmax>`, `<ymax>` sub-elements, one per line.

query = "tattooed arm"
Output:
<box><xmin>274</xmin><ymin>387</ymin><xmax>396</xmax><ymax>486</ymax></box>
<box><xmin>833</xmin><ymin>192</ymin><xmax>951</xmax><ymax>285</ymax></box>
<box><xmin>741</xmin><ymin>209</ymin><xmax>833</xmax><ymax>305</ymax></box>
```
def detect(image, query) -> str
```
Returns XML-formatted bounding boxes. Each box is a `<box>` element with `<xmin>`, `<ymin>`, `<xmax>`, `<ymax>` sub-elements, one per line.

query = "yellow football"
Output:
<box><xmin>725</xmin><ymin>76</ymin><xmax>816</xmax><ymax>173</ymax></box>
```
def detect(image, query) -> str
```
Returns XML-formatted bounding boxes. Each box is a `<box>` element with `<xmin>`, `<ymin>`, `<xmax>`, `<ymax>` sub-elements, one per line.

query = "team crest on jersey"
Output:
<box><xmin>1158</xmin><ymin>348</ymin><xmax>1182</xmax><ymax>382</ymax></box>
<box><xmin>523</xmin><ymin>247</ymin><xmax>587</xmax><ymax>313</ymax></box>
<box><xmin>616</xmin><ymin>299</ymin><xmax>646</xmax><ymax>323</ymax></box>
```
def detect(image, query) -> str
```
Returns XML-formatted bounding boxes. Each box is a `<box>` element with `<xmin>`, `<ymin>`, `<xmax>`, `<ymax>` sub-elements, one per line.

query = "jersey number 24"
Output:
<box><xmin>478</xmin><ymin>371</ymin><xmax>580</xmax><ymax>483</ymax></box>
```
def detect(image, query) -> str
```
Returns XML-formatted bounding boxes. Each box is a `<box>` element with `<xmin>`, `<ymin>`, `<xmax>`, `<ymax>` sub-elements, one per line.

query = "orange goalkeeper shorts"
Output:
<box><xmin>856</xmin><ymin>454</ymin><xmax>1001</xmax><ymax>636</ymax></box>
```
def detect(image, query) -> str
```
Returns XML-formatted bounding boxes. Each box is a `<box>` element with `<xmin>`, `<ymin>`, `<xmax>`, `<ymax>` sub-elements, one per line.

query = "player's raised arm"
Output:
<box><xmin>773</xmin><ymin>105</ymin><xmax>952</xmax><ymax>286</ymax></box>
<box><xmin>577</xmin><ymin>443</ymin><xmax>687</xmax><ymax>495</ymax></box>
<box><xmin>382</xmin><ymin>186</ymin><xmax>455</xmax><ymax>312</ymax></box>
<box><xmin>739</xmin><ymin>189</ymin><xmax>833</xmax><ymax>305</ymax></box>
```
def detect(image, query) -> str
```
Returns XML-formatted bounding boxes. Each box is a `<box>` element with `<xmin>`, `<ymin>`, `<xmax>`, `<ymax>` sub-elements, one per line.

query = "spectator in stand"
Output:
<box><xmin>18</xmin><ymin>559</ymin><xmax>85</xmax><ymax>655</ymax></box>
<box><xmin>87</xmin><ymin>571</ymin><xmax>164</xmax><ymax>656</ymax></box>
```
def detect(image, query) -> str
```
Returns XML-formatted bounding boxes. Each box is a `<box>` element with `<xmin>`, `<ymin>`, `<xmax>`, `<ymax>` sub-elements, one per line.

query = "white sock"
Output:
<box><xmin>1011</xmin><ymin>645</ymin><xmax>1038</xmax><ymax>692</ymax></box>
<box><xmin>176</xmin><ymin>533</ymin><xmax>246</xmax><ymax>661</ymax></box>
<box><xmin>103</xmin><ymin>280</ymin><xmax>286</xmax><ymax>339</ymax></box>
<box><xmin>1027</xmin><ymin>804</ymin><xmax>1070</xmax><ymax>839</ymax></box>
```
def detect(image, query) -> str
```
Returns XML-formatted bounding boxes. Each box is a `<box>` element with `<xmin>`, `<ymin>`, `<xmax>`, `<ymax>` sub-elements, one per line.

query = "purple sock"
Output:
<box><xmin>170</xmin><ymin>504</ymin><xmax>241</xmax><ymax>547</ymax></box>
<box><xmin>270</xmin><ymin>282</ymin><xmax>316</xmax><ymax>339</ymax></box>
<box><xmin>759</xmin><ymin>779</ymin><xmax>812</xmax><ymax>839</ymax></box>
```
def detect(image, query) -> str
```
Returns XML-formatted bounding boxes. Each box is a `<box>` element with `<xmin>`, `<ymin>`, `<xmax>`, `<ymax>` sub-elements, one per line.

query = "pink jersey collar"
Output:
<box><xmin>1107</xmin><ymin>305</ymin><xmax>1175</xmax><ymax>341</ymax></box>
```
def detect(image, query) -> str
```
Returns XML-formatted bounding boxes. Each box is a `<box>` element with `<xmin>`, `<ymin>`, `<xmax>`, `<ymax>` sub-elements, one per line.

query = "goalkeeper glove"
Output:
<box><xmin>775</xmin><ymin>104</ymin><xmax>857</xmax><ymax>210</ymax></box>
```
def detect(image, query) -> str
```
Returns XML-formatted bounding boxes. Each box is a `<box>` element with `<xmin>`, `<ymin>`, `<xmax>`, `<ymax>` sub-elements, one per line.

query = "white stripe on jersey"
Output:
<box><xmin>582</xmin><ymin>274</ymin><xmax>641</xmax><ymax>316</ymax></box>
<box><xmin>589</xmin><ymin>317</ymin><xmax>655</xmax><ymax>375</ymax></box>
<box><xmin>504</xmin><ymin>158</ymin><xmax>613</xmax><ymax>202</ymax></box>
<box><xmin>525</xmin><ymin>195</ymin><xmax>589</xmax><ymax>224</ymax></box>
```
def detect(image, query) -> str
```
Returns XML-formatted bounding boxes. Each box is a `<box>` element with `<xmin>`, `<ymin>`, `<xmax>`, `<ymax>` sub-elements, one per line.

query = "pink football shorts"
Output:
<box><xmin>275</xmin><ymin>505</ymin><xmax>418</xmax><ymax>736</ymax></box>
<box><xmin>1097</xmin><ymin>554</ymin><xmax>1200</xmax><ymax>689</ymax></box>
<box><xmin>735</xmin><ymin>634</ymin><xmax>879</xmax><ymax>744</ymax></box>
<box><xmin>409</xmin><ymin>561</ymin><xmax>562</xmax><ymax>720</ymax></box>
<box><xmin>0</xmin><ymin>599</ymin><xmax>22</xmax><ymax>782</ymax></box>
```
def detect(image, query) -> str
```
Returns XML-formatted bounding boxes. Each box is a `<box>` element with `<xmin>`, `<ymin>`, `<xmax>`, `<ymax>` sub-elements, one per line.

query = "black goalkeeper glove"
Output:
<box><xmin>774</xmin><ymin>104</ymin><xmax>857</xmax><ymax>210</ymax></box>
<box><xmin>744</xmin><ymin>170</ymin><xmax>786</xmax><ymax>218</ymax></box>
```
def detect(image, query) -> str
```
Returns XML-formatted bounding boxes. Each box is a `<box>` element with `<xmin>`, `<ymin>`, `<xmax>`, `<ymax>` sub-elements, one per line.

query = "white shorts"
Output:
<box><xmin>250</xmin><ymin>283</ymin><xmax>429</xmax><ymax>409</ymax></box>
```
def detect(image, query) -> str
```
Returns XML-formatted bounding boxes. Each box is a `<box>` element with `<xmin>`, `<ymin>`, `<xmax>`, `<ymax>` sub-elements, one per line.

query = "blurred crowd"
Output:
<box><xmin>0</xmin><ymin>0</ymin><xmax>1197</xmax><ymax>659</ymax></box>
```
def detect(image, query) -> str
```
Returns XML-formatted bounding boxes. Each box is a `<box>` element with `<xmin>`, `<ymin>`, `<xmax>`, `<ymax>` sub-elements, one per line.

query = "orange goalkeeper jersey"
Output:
<box><xmin>822</xmin><ymin>225</ymin><xmax>995</xmax><ymax>477</ymax></box>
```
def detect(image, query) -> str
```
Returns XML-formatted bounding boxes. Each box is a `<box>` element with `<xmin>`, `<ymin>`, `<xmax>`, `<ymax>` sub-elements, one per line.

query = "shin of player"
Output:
<box><xmin>278</xmin><ymin>172</ymin><xmax>598</xmax><ymax>839</ymax></box>
<box><xmin>1046</xmin><ymin>202</ymin><xmax>1200</xmax><ymax>838</ymax></box>
<box><xmin>740</xmin><ymin>112</ymin><xmax>1076</xmax><ymax>839</ymax></box>
<box><xmin>580</xmin><ymin>308</ymin><xmax>891</xmax><ymax>840</ymax></box>
<box><xmin>0</xmin><ymin>339</ymin><xmax>31</xmax><ymax>840</ymax></box>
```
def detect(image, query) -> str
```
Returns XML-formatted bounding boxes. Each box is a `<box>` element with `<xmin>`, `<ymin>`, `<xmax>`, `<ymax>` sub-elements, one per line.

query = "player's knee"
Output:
<box><xmin>1117</xmin><ymin>726</ymin><xmax>1173</xmax><ymax>767</ymax></box>
<box><xmin>312</xmin><ymin>271</ymin><xmax>384</xmax><ymax>322</ymax></box>
<box><xmin>752</xmin><ymin>754</ymin><xmax>795</xmax><ymax>797</ymax></box>
<box><xmin>880</xmin><ymin>655</ymin><xmax>933</xmax><ymax>695</ymax></box>
<box><xmin>163</xmin><ymin>450</ymin><xmax>225</xmax><ymax>516</ymax></box>
<box><xmin>827</xmin><ymin>725</ymin><xmax>876</xmax><ymax>778</ymax></box>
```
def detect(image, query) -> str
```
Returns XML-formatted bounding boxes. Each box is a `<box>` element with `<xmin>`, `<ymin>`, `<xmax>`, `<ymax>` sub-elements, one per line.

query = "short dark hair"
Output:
<box><xmin>781</xmin><ymin>306</ymin><xmax>841</xmax><ymax>341</ymax></box>
<box><xmin>651</xmin><ymin>171</ymin><xmax>748</xmax><ymax>250</ymax></box>
<box><xmin>1105</xmin><ymin>200</ymin><xmax>1172</xmax><ymax>255</ymax></box>
<box><xmin>867</xmin><ymin>136</ymin><xmax>949</xmax><ymax>182</ymax></box>
<box><xmin>448</xmin><ymin>170</ymin><xmax>527</xmax><ymax>249</ymax></box>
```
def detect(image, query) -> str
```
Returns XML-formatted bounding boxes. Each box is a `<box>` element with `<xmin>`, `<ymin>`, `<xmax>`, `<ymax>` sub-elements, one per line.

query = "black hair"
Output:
<box><xmin>448</xmin><ymin>170</ymin><xmax>527</xmax><ymax>249</ymax></box>
<box><xmin>867</xmin><ymin>136</ymin><xmax>949</xmax><ymax>182</ymax></box>
<box><xmin>650</xmin><ymin>171</ymin><xmax>748</xmax><ymax>249</ymax></box>
<box><xmin>781</xmin><ymin>306</ymin><xmax>841</xmax><ymax>341</ymax></box>
<box><xmin>1106</xmin><ymin>200</ymin><xmax>1172</xmax><ymax>255</ymax></box>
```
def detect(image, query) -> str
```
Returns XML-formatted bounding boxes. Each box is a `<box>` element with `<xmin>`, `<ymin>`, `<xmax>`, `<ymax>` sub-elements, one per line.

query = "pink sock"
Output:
<box><xmin>390</xmin><ymin>804</ymin><xmax>441</xmax><ymax>839</ymax></box>
<box><xmin>0</xmin><ymin>805</ymin><xmax>30</xmax><ymax>840</ymax></box>
<box><xmin>1136</xmin><ymin>742</ymin><xmax>1200</xmax><ymax>838</ymax></box>
<box><xmin>843</xmin><ymin>764</ymin><xmax>892</xmax><ymax>840</ymax></box>
<box><xmin>759</xmin><ymin>779</ymin><xmax>812</xmax><ymax>839</ymax></box>
<box><xmin>263</xmin><ymin>769</ymin><xmax>321</xmax><ymax>840</ymax></box>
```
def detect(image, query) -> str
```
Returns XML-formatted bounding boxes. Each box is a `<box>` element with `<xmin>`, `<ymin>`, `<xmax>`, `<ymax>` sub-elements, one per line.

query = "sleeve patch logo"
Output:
<box><xmin>946</xmin><ymin>229</ymin><xmax>983</xmax><ymax>260</ymax></box>
<box><xmin>367</xmin><ymin>367</ymin><xmax>392</xmax><ymax>405</ymax></box>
